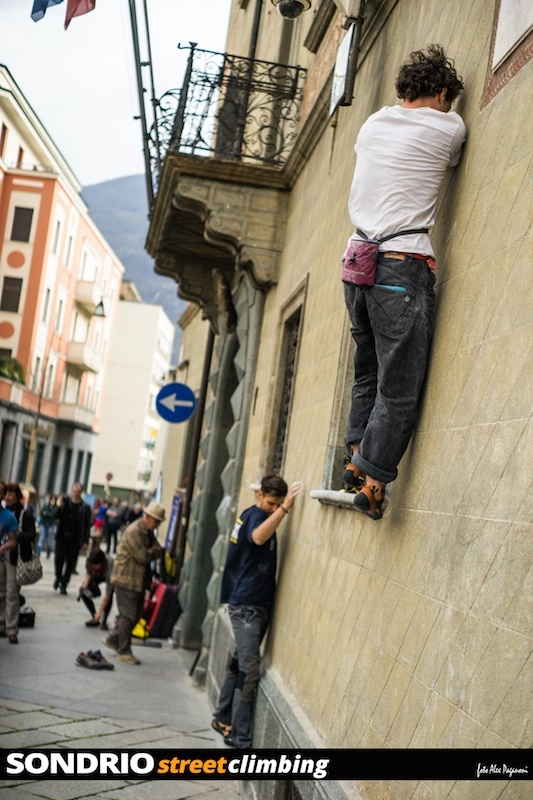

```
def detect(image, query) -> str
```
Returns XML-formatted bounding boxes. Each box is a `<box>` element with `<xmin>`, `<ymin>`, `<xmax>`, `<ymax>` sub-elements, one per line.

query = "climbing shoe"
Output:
<box><xmin>341</xmin><ymin>462</ymin><xmax>366</xmax><ymax>493</ymax></box>
<box><xmin>353</xmin><ymin>483</ymin><xmax>384</xmax><ymax>520</ymax></box>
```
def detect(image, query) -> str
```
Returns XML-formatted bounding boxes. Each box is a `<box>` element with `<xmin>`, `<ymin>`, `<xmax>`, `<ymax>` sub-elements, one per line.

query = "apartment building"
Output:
<box><xmin>0</xmin><ymin>64</ymin><xmax>123</xmax><ymax>497</ymax></box>
<box><xmin>90</xmin><ymin>281</ymin><xmax>174</xmax><ymax>502</ymax></box>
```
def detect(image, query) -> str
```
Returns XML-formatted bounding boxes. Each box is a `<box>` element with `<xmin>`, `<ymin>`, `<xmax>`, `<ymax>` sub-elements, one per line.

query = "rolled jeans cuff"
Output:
<box><xmin>352</xmin><ymin>451</ymin><xmax>397</xmax><ymax>485</ymax></box>
<box><xmin>346</xmin><ymin>427</ymin><xmax>365</xmax><ymax>446</ymax></box>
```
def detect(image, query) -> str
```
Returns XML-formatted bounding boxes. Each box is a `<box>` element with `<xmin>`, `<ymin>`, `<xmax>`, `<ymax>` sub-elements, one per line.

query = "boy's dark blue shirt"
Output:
<box><xmin>220</xmin><ymin>504</ymin><xmax>277</xmax><ymax>607</ymax></box>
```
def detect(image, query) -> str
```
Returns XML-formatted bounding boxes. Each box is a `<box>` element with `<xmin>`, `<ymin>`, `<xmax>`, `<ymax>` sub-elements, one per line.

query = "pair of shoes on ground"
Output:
<box><xmin>8</xmin><ymin>634</ymin><xmax>18</xmax><ymax>644</ymax></box>
<box><xmin>75</xmin><ymin>650</ymin><xmax>114</xmax><ymax>670</ymax></box>
<box><xmin>102</xmin><ymin>636</ymin><xmax>140</xmax><ymax>665</ymax></box>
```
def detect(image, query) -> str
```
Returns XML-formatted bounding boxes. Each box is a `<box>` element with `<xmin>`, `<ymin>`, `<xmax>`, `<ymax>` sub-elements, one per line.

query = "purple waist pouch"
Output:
<box><xmin>341</xmin><ymin>239</ymin><xmax>380</xmax><ymax>286</ymax></box>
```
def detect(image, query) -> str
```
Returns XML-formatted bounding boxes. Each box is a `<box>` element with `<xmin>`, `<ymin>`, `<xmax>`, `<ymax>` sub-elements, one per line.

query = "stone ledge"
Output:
<box><xmin>310</xmin><ymin>488</ymin><xmax>359</xmax><ymax>510</ymax></box>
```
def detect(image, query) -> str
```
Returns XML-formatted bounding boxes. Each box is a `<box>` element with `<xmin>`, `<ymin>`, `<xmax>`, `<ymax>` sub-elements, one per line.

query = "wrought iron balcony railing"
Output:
<box><xmin>149</xmin><ymin>44</ymin><xmax>307</xmax><ymax>186</ymax></box>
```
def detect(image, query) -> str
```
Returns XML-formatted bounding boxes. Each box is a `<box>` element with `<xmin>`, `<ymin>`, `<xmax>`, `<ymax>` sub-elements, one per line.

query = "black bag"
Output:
<box><xmin>19</xmin><ymin>605</ymin><xmax>36</xmax><ymax>628</ymax></box>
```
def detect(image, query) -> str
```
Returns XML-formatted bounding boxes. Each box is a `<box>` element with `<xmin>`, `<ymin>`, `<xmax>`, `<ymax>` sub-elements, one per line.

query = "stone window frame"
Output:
<box><xmin>309</xmin><ymin>309</ymin><xmax>368</xmax><ymax>510</ymax></box>
<box><xmin>320</xmin><ymin>312</ymin><xmax>353</xmax><ymax>491</ymax></box>
<box><xmin>263</xmin><ymin>275</ymin><xmax>309</xmax><ymax>476</ymax></box>
<box><xmin>482</xmin><ymin>0</ymin><xmax>533</xmax><ymax>108</ymax></box>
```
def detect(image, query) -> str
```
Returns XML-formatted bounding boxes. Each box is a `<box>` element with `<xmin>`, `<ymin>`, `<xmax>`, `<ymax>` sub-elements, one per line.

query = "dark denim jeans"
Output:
<box><xmin>344</xmin><ymin>255</ymin><xmax>436</xmax><ymax>483</ymax></box>
<box><xmin>214</xmin><ymin>604</ymin><xmax>270</xmax><ymax>748</ymax></box>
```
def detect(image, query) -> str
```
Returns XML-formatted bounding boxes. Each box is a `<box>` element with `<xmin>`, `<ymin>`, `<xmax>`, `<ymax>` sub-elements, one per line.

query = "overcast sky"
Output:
<box><xmin>0</xmin><ymin>0</ymin><xmax>232</xmax><ymax>186</ymax></box>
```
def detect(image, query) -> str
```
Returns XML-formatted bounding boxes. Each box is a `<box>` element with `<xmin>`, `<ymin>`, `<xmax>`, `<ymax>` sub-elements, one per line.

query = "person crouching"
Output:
<box><xmin>78</xmin><ymin>531</ymin><xmax>114</xmax><ymax>629</ymax></box>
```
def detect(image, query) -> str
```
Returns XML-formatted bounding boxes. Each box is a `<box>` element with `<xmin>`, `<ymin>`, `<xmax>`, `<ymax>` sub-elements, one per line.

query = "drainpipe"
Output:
<box><xmin>174</xmin><ymin>327</ymin><xmax>215</xmax><ymax>581</ymax></box>
<box><xmin>231</xmin><ymin>0</ymin><xmax>264</xmax><ymax>158</ymax></box>
<box><xmin>248</xmin><ymin>0</ymin><xmax>264</xmax><ymax>61</ymax></box>
<box><xmin>128</xmin><ymin>0</ymin><xmax>154</xmax><ymax>209</ymax></box>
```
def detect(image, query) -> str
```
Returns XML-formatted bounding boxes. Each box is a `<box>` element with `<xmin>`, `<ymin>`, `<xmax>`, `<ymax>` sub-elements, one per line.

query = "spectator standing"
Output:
<box><xmin>103</xmin><ymin>497</ymin><xmax>124</xmax><ymax>554</ymax></box>
<box><xmin>37</xmin><ymin>495</ymin><xmax>59</xmax><ymax>558</ymax></box>
<box><xmin>3</xmin><ymin>482</ymin><xmax>37</xmax><ymax>644</ymax></box>
<box><xmin>103</xmin><ymin>501</ymin><xmax>165</xmax><ymax>665</ymax></box>
<box><xmin>21</xmin><ymin>489</ymin><xmax>36</xmax><ymax>520</ymax></box>
<box><xmin>54</xmin><ymin>483</ymin><xmax>91</xmax><ymax>595</ymax></box>
<box><xmin>123</xmin><ymin>501</ymin><xmax>142</xmax><ymax>527</ymax></box>
<box><xmin>95</xmin><ymin>500</ymin><xmax>109</xmax><ymax>524</ymax></box>
<box><xmin>0</xmin><ymin>480</ymin><xmax>20</xmax><ymax>644</ymax></box>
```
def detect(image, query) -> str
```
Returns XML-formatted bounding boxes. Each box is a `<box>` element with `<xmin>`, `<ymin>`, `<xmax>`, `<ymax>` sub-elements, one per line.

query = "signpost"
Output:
<box><xmin>165</xmin><ymin>492</ymin><xmax>183</xmax><ymax>553</ymax></box>
<box><xmin>156</xmin><ymin>382</ymin><xmax>196</xmax><ymax>424</ymax></box>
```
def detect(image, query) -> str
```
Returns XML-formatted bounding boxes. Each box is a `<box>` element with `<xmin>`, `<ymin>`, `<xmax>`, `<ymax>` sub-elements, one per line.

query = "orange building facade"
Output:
<box><xmin>0</xmin><ymin>65</ymin><xmax>123</xmax><ymax>496</ymax></box>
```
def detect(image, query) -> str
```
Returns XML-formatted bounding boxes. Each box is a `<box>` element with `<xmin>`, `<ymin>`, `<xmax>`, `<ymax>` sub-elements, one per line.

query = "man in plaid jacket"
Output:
<box><xmin>102</xmin><ymin>501</ymin><xmax>165</xmax><ymax>665</ymax></box>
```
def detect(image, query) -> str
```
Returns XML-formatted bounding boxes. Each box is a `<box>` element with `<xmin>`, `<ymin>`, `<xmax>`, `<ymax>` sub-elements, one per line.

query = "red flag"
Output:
<box><xmin>64</xmin><ymin>0</ymin><xmax>96</xmax><ymax>29</ymax></box>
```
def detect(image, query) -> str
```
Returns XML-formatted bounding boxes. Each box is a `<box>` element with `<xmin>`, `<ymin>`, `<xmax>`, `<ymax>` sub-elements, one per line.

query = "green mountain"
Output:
<box><xmin>82</xmin><ymin>174</ymin><xmax>186</xmax><ymax>362</ymax></box>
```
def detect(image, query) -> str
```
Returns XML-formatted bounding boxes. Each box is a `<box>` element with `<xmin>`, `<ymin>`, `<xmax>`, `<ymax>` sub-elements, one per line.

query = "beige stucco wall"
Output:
<box><xmin>233</xmin><ymin>0</ymin><xmax>532</xmax><ymax>761</ymax></box>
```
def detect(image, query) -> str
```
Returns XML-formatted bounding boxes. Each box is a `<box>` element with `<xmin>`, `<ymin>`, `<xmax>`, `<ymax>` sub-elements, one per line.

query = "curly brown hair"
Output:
<box><xmin>395</xmin><ymin>44</ymin><xmax>464</xmax><ymax>103</ymax></box>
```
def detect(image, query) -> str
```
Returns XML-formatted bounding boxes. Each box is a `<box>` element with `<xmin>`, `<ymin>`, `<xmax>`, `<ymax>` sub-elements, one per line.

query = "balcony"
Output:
<box><xmin>75</xmin><ymin>281</ymin><xmax>100</xmax><ymax>314</ymax></box>
<box><xmin>65</xmin><ymin>341</ymin><xmax>102</xmax><ymax>373</ymax></box>
<box><xmin>147</xmin><ymin>47</ymin><xmax>306</xmax><ymax>330</ymax></box>
<box><xmin>58</xmin><ymin>402</ymin><xmax>94</xmax><ymax>428</ymax></box>
<box><xmin>150</xmin><ymin>45</ymin><xmax>306</xmax><ymax>185</ymax></box>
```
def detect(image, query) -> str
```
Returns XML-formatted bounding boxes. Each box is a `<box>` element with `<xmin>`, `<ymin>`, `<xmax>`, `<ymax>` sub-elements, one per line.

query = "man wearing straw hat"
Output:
<box><xmin>103</xmin><ymin>501</ymin><xmax>164</xmax><ymax>665</ymax></box>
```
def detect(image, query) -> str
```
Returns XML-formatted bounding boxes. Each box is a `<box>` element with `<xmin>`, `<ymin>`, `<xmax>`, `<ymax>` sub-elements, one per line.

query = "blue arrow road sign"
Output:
<box><xmin>156</xmin><ymin>382</ymin><xmax>197</xmax><ymax>423</ymax></box>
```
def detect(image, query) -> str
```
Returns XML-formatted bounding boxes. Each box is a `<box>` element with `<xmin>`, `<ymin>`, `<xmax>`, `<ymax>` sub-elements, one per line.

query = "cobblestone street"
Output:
<box><xmin>0</xmin><ymin>555</ymin><xmax>241</xmax><ymax>800</ymax></box>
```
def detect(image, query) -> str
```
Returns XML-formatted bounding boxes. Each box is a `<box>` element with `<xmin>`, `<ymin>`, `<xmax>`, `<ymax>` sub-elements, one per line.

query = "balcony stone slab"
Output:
<box><xmin>147</xmin><ymin>154</ymin><xmax>289</xmax><ymax>331</ymax></box>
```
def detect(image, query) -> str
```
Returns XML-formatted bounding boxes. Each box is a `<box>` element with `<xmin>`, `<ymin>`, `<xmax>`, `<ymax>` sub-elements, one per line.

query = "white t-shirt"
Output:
<box><xmin>348</xmin><ymin>105</ymin><xmax>466</xmax><ymax>257</ymax></box>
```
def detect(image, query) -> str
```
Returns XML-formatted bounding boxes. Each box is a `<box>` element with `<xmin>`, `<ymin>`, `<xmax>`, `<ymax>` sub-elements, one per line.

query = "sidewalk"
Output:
<box><xmin>0</xmin><ymin>552</ymin><xmax>241</xmax><ymax>799</ymax></box>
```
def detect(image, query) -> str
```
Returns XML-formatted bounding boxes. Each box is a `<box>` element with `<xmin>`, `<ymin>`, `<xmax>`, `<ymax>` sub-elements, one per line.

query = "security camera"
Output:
<box><xmin>271</xmin><ymin>0</ymin><xmax>312</xmax><ymax>20</ymax></box>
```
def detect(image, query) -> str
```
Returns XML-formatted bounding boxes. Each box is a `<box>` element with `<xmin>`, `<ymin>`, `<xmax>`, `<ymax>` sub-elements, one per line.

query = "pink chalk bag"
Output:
<box><xmin>341</xmin><ymin>226</ymin><xmax>429</xmax><ymax>286</ymax></box>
